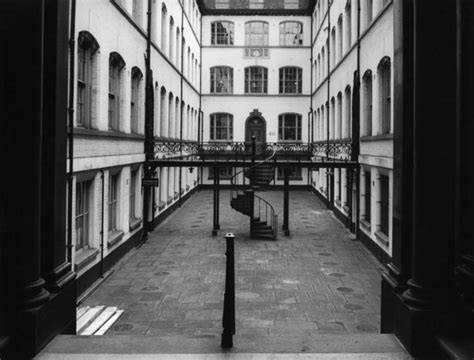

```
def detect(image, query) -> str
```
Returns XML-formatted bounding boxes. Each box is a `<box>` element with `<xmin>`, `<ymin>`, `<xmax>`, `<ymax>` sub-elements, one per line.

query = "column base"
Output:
<box><xmin>4</xmin><ymin>278</ymin><xmax>76</xmax><ymax>359</ymax></box>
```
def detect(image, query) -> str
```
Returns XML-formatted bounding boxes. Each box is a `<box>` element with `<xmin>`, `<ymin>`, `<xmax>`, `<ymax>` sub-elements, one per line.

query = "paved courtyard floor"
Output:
<box><xmin>83</xmin><ymin>190</ymin><xmax>383</xmax><ymax>340</ymax></box>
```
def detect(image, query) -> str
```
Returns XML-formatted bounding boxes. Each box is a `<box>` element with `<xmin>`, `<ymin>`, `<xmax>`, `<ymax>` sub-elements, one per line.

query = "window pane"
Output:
<box><xmin>212</xmin><ymin>21</ymin><xmax>234</xmax><ymax>45</ymax></box>
<box><xmin>245</xmin><ymin>22</ymin><xmax>269</xmax><ymax>46</ymax></box>
<box><xmin>280</xmin><ymin>22</ymin><xmax>303</xmax><ymax>46</ymax></box>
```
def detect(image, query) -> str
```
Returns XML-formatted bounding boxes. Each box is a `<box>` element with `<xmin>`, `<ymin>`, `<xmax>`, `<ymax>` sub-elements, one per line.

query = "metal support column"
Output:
<box><xmin>212</xmin><ymin>165</ymin><xmax>220</xmax><ymax>236</ymax></box>
<box><xmin>283</xmin><ymin>167</ymin><xmax>290</xmax><ymax>236</ymax></box>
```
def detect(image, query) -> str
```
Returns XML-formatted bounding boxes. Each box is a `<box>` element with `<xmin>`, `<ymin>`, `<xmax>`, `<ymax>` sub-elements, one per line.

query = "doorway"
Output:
<box><xmin>245</xmin><ymin>111</ymin><xmax>266</xmax><ymax>143</ymax></box>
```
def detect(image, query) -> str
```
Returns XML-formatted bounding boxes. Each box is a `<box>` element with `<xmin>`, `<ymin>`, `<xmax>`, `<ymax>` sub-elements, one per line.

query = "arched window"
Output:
<box><xmin>362</xmin><ymin>70</ymin><xmax>373</xmax><ymax>136</ymax></box>
<box><xmin>344</xmin><ymin>0</ymin><xmax>352</xmax><ymax>51</ymax></box>
<box><xmin>160</xmin><ymin>87</ymin><xmax>167</xmax><ymax>136</ymax></box>
<box><xmin>279</xmin><ymin>21</ymin><xmax>303</xmax><ymax>46</ymax></box>
<box><xmin>210</xmin><ymin>113</ymin><xmax>233</xmax><ymax>141</ymax></box>
<box><xmin>161</xmin><ymin>4</ymin><xmax>167</xmax><ymax>52</ymax></box>
<box><xmin>378</xmin><ymin>57</ymin><xmax>391</xmax><ymax>134</ymax></box>
<box><xmin>77</xmin><ymin>31</ymin><xmax>99</xmax><ymax>128</ymax></box>
<box><xmin>176</xmin><ymin>27</ymin><xmax>180</xmax><ymax>68</ymax></box>
<box><xmin>245</xmin><ymin>21</ymin><xmax>269</xmax><ymax>46</ymax></box>
<box><xmin>279</xmin><ymin>66</ymin><xmax>302</xmax><ymax>94</ymax></box>
<box><xmin>211</xmin><ymin>21</ymin><xmax>234</xmax><ymax>45</ymax></box>
<box><xmin>365</xmin><ymin>0</ymin><xmax>373</xmax><ymax>27</ymax></box>
<box><xmin>130</xmin><ymin>67</ymin><xmax>143</xmax><ymax>134</ymax></box>
<box><xmin>337</xmin><ymin>15</ymin><xmax>343</xmax><ymax>61</ymax></box>
<box><xmin>330</xmin><ymin>97</ymin><xmax>336</xmax><ymax>139</ymax></box>
<box><xmin>336</xmin><ymin>92</ymin><xmax>343</xmax><ymax>139</ymax></box>
<box><xmin>132</xmin><ymin>0</ymin><xmax>142</xmax><ymax>26</ymax></box>
<box><xmin>244</xmin><ymin>66</ymin><xmax>268</xmax><ymax>94</ymax></box>
<box><xmin>278</xmin><ymin>113</ymin><xmax>302</xmax><ymax>141</ymax></box>
<box><xmin>210</xmin><ymin>66</ymin><xmax>233</xmax><ymax>93</ymax></box>
<box><xmin>330</xmin><ymin>27</ymin><xmax>336</xmax><ymax>68</ymax></box>
<box><xmin>169</xmin><ymin>17</ymin><xmax>175</xmax><ymax>63</ymax></box>
<box><xmin>168</xmin><ymin>93</ymin><xmax>174</xmax><ymax>138</ymax></box>
<box><xmin>108</xmin><ymin>52</ymin><xmax>125</xmax><ymax>131</ymax></box>
<box><xmin>344</xmin><ymin>85</ymin><xmax>352</xmax><ymax>138</ymax></box>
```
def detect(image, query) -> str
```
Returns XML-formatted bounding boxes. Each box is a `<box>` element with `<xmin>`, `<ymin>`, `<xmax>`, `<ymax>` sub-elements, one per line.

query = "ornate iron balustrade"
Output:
<box><xmin>154</xmin><ymin>140</ymin><xmax>353</xmax><ymax>161</ymax></box>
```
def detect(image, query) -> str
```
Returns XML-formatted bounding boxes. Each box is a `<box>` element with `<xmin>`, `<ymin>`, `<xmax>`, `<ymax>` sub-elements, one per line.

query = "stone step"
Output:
<box><xmin>36</xmin><ymin>334</ymin><xmax>411</xmax><ymax>359</ymax></box>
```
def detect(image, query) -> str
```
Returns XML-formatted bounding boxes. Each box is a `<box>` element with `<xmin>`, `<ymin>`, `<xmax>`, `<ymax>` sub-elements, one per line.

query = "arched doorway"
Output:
<box><xmin>245</xmin><ymin>109</ymin><xmax>266</xmax><ymax>143</ymax></box>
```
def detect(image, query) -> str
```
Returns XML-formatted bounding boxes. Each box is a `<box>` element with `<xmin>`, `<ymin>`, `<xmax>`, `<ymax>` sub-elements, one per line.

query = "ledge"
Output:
<box><xmin>360</xmin><ymin>134</ymin><xmax>393</xmax><ymax>142</ymax></box>
<box><xmin>75</xmin><ymin>248</ymin><xmax>99</xmax><ymax>272</ymax></box>
<box><xmin>73</xmin><ymin>127</ymin><xmax>145</xmax><ymax>141</ymax></box>
<box><xmin>360</xmin><ymin>219</ymin><xmax>371</xmax><ymax>231</ymax></box>
<box><xmin>107</xmin><ymin>230</ymin><xmax>124</xmax><ymax>248</ymax></box>
<box><xmin>129</xmin><ymin>218</ymin><xmax>142</xmax><ymax>231</ymax></box>
<box><xmin>375</xmin><ymin>230</ymin><xmax>390</xmax><ymax>247</ymax></box>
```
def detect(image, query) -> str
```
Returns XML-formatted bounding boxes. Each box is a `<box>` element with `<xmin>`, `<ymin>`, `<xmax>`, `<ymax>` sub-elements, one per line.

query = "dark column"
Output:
<box><xmin>212</xmin><ymin>165</ymin><xmax>220</xmax><ymax>236</ymax></box>
<box><xmin>454</xmin><ymin>0</ymin><xmax>474</xmax><ymax>329</ymax></box>
<box><xmin>381</xmin><ymin>0</ymin><xmax>414</xmax><ymax>335</ymax></box>
<box><xmin>283</xmin><ymin>167</ymin><xmax>290</xmax><ymax>236</ymax></box>
<box><xmin>41</xmin><ymin>0</ymin><xmax>76</xmax><ymax>295</ymax></box>
<box><xmin>1</xmin><ymin>0</ymin><xmax>65</xmax><ymax>357</ymax></box>
<box><xmin>395</xmin><ymin>0</ymin><xmax>457</xmax><ymax>355</ymax></box>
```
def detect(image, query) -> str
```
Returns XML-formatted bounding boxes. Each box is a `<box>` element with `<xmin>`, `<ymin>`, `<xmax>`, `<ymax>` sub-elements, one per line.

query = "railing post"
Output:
<box><xmin>251</xmin><ymin>136</ymin><xmax>256</xmax><ymax>165</ymax></box>
<box><xmin>283</xmin><ymin>166</ymin><xmax>290</xmax><ymax>236</ymax></box>
<box><xmin>221</xmin><ymin>233</ymin><xmax>235</xmax><ymax>349</ymax></box>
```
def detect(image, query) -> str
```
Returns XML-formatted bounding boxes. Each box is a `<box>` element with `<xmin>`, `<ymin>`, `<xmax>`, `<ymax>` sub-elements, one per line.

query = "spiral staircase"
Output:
<box><xmin>230</xmin><ymin>147</ymin><xmax>278</xmax><ymax>240</ymax></box>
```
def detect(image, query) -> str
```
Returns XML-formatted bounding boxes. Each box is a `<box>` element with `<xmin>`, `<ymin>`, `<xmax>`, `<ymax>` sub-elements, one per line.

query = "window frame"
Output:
<box><xmin>210</xmin><ymin>113</ymin><xmax>233</xmax><ymax>141</ymax></box>
<box><xmin>75</xmin><ymin>180</ymin><xmax>91</xmax><ymax>252</ymax></box>
<box><xmin>108</xmin><ymin>174</ymin><xmax>119</xmax><ymax>232</ymax></box>
<box><xmin>279</xmin><ymin>21</ymin><xmax>303</xmax><ymax>46</ymax></box>
<box><xmin>130</xmin><ymin>67</ymin><xmax>143</xmax><ymax>134</ymax></box>
<box><xmin>378</xmin><ymin>57</ymin><xmax>391</xmax><ymax>134</ymax></box>
<box><xmin>278</xmin><ymin>113</ymin><xmax>302</xmax><ymax>142</ymax></box>
<box><xmin>210</xmin><ymin>66</ymin><xmax>233</xmax><ymax>94</ymax></box>
<box><xmin>108</xmin><ymin>52</ymin><xmax>125</xmax><ymax>131</ymax></box>
<box><xmin>279</xmin><ymin>66</ymin><xmax>303</xmax><ymax>94</ymax></box>
<box><xmin>244</xmin><ymin>66</ymin><xmax>268</xmax><ymax>94</ymax></box>
<box><xmin>245</xmin><ymin>21</ymin><xmax>269</xmax><ymax>47</ymax></box>
<box><xmin>211</xmin><ymin>21</ymin><xmax>234</xmax><ymax>45</ymax></box>
<box><xmin>379</xmin><ymin>174</ymin><xmax>389</xmax><ymax>236</ymax></box>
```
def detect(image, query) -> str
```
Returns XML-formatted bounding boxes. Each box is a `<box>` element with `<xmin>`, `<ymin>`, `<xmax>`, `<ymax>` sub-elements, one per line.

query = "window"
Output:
<box><xmin>130</xmin><ymin>67</ymin><xmax>142</xmax><ymax>134</ymax></box>
<box><xmin>364</xmin><ymin>170</ymin><xmax>371</xmax><ymax>223</ymax></box>
<box><xmin>210</xmin><ymin>66</ymin><xmax>233</xmax><ymax>93</ymax></box>
<box><xmin>245</xmin><ymin>21</ymin><xmax>269</xmax><ymax>46</ymax></box>
<box><xmin>108</xmin><ymin>174</ymin><xmax>119</xmax><ymax>232</ymax></box>
<box><xmin>130</xmin><ymin>170</ymin><xmax>138</xmax><ymax>220</ymax></box>
<box><xmin>279</xmin><ymin>21</ymin><xmax>303</xmax><ymax>46</ymax></box>
<box><xmin>345</xmin><ymin>0</ymin><xmax>352</xmax><ymax>51</ymax></box>
<box><xmin>330</xmin><ymin>27</ymin><xmax>336</xmax><ymax>68</ymax></box>
<box><xmin>75</xmin><ymin>181</ymin><xmax>90</xmax><ymax>251</ymax></box>
<box><xmin>336</xmin><ymin>92</ymin><xmax>342</xmax><ymax>139</ymax></box>
<box><xmin>161</xmin><ymin>4</ymin><xmax>167</xmax><ymax>52</ymax></box>
<box><xmin>278</xmin><ymin>113</ymin><xmax>302</xmax><ymax>141</ymax></box>
<box><xmin>211</xmin><ymin>21</ymin><xmax>234</xmax><ymax>45</ymax></box>
<box><xmin>249</xmin><ymin>0</ymin><xmax>264</xmax><ymax>9</ymax></box>
<box><xmin>344</xmin><ymin>86</ymin><xmax>352</xmax><ymax>138</ymax></box>
<box><xmin>208</xmin><ymin>167</ymin><xmax>233</xmax><ymax>180</ymax></box>
<box><xmin>77</xmin><ymin>31</ymin><xmax>99</xmax><ymax>128</ymax></box>
<box><xmin>277</xmin><ymin>167</ymin><xmax>301</xmax><ymax>180</ymax></box>
<box><xmin>366</xmin><ymin>0</ymin><xmax>373</xmax><ymax>26</ymax></box>
<box><xmin>337</xmin><ymin>16</ymin><xmax>343</xmax><ymax>61</ymax></box>
<box><xmin>244</xmin><ymin>67</ymin><xmax>268</xmax><ymax>94</ymax></box>
<box><xmin>215</xmin><ymin>0</ymin><xmax>230</xmax><ymax>9</ymax></box>
<box><xmin>362</xmin><ymin>70</ymin><xmax>373</xmax><ymax>136</ymax></box>
<box><xmin>108</xmin><ymin>52</ymin><xmax>125</xmax><ymax>131</ymax></box>
<box><xmin>210</xmin><ymin>113</ymin><xmax>233</xmax><ymax>140</ymax></box>
<box><xmin>378</xmin><ymin>57</ymin><xmax>391</xmax><ymax>134</ymax></box>
<box><xmin>380</xmin><ymin>174</ymin><xmax>389</xmax><ymax>235</ymax></box>
<box><xmin>279</xmin><ymin>67</ymin><xmax>302</xmax><ymax>94</ymax></box>
<box><xmin>284</xmin><ymin>0</ymin><xmax>299</xmax><ymax>9</ymax></box>
<box><xmin>169</xmin><ymin>17</ymin><xmax>175</xmax><ymax>62</ymax></box>
<box><xmin>132</xmin><ymin>0</ymin><xmax>142</xmax><ymax>25</ymax></box>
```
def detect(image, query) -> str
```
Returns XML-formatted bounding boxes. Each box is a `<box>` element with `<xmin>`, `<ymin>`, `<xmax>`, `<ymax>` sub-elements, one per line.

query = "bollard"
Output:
<box><xmin>221</xmin><ymin>232</ymin><xmax>235</xmax><ymax>348</ymax></box>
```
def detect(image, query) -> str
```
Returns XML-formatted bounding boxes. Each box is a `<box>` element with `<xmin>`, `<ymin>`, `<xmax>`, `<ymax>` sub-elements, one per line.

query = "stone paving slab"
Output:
<box><xmin>83</xmin><ymin>190</ymin><xmax>385</xmax><ymax>341</ymax></box>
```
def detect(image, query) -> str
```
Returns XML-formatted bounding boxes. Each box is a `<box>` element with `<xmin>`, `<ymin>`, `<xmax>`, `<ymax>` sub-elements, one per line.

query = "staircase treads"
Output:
<box><xmin>37</xmin><ymin>334</ymin><xmax>411</xmax><ymax>357</ymax></box>
<box><xmin>77</xmin><ymin>306</ymin><xmax>124</xmax><ymax>336</ymax></box>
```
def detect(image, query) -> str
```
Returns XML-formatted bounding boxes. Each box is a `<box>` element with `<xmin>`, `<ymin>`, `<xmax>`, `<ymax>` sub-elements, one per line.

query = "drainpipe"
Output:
<box><xmin>326</xmin><ymin>0</ymin><xmax>332</xmax><ymax>208</ymax></box>
<box><xmin>100</xmin><ymin>170</ymin><xmax>105</xmax><ymax>277</ymax></box>
<box><xmin>179</xmin><ymin>5</ymin><xmax>184</xmax><ymax>207</ymax></box>
<box><xmin>143</xmin><ymin>0</ymin><xmax>154</xmax><ymax>237</ymax></box>
<box><xmin>354</xmin><ymin>0</ymin><xmax>361</xmax><ymax>238</ymax></box>
<box><xmin>67</xmin><ymin>0</ymin><xmax>77</xmax><ymax>265</ymax></box>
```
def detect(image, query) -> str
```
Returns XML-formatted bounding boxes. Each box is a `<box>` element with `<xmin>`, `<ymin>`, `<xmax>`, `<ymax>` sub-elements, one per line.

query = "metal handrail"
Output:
<box><xmin>229</xmin><ymin>143</ymin><xmax>278</xmax><ymax>239</ymax></box>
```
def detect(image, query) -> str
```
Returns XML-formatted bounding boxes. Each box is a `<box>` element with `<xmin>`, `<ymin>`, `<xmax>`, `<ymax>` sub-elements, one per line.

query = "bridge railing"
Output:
<box><xmin>153</xmin><ymin>140</ymin><xmax>353</xmax><ymax>161</ymax></box>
